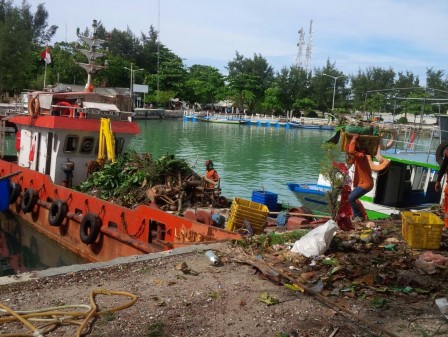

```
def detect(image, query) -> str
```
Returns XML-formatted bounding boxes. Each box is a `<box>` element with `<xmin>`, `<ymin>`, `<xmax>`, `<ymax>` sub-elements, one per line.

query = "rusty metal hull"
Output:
<box><xmin>0</xmin><ymin>160</ymin><xmax>241</xmax><ymax>263</ymax></box>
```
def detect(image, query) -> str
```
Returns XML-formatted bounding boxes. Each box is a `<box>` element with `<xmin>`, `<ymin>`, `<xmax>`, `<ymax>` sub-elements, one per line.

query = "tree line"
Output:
<box><xmin>2</xmin><ymin>0</ymin><xmax>448</xmax><ymax>119</ymax></box>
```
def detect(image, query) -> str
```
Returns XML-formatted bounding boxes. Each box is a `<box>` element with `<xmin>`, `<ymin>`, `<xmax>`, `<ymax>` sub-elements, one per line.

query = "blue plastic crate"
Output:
<box><xmin>251</xmin><ymin>190</ymin><xmax>278</xmax><ymax>211</ymax></box>
<box><xmin>0</xmin><ymin>178</ymin><xmax>10</xmax><ymax>211</ymax></box>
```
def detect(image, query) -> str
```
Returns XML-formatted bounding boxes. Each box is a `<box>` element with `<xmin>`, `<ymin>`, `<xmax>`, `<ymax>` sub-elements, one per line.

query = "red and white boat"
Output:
<box><xmin>0</xmin><ymin>21</ymin><xmax>240</xmax><ymax>263</ymax></box>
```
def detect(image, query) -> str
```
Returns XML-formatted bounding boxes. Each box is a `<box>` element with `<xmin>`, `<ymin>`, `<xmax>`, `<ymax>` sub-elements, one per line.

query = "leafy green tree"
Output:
<box><xmin>426</xmin><ymin>68</ymin><xmax>447</xmax><ymax>92</ymax></box>
<box><xmin>30</xmin><ymin>3</ymin><xmax>57</xmax><ymax>45</ymax></box>
<box><xmin>262</xmin><ymin>86</ymin><xmax>282</xmax><ymax>114</ymax></box>
<box><xmin>96</xmin><ymin>53</ymin><xmax>129</xmax><ymax>87</ymax></box>
<box><xmin>226</xmin><ymin>52</ymin><xmax>274</xmax><ymax>112</ymax></box>
<box><xmin>401</xmin><ymin>91</ymin><xmax>433</xmax><ymax>124</ymax></box>
<box><xmin>146</xmin><ymin>90</ymin><xmax>175</xmax><ymax>108</ymax></box>
<box><xmin>106</xmin><ymin>27</ymin><xmax>140</xmax><ymax>63</ymax></box>
<box><xmin>275</xmin><ymin>65</ymin><xmax>310</xmax><ymax>115</ymax></box>
<box><xmin>311</xmin><ymin>60</ymin><xmax>347</xmax><ymax>113</ymax></box>
<box><xmin>395</xmin><ymin>71</ymin><xmax>420</xmax><ymax>89</ymax></box>
<box><xmin>366</xmin><ymin>93</ymin><xmax>386</xmax><ymax>114</ymax></box>
<box><xmin>141</xmin><ymin>51</ymin><xmax>187</xmax><ymax>107</ymax></box>
<box><xmin>137</xmin><ymin>26</ymin><xmax>160</xmax><ymax>75</ymax></box>
<box><xmin>0</xmin><ymin>0</ymin><xmax>56</xmax><ymax>94</ymax></box>
<box><xmin>293</xmin><ymin>97</ymin><xmax>315</xmax><ymax>115</ymax></box>
<box><xmin>351</xmin><ymin>66</ymin><xmax>395</xmax><ymax>111</ymax></box>
<box><xmin>184</xmin><ymin>65</ymin><xmax>225</xmax><ymax>108</ymax></box>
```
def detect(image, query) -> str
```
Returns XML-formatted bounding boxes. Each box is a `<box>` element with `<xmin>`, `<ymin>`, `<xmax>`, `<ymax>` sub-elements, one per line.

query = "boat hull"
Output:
<box><xmin>0</xmin><ymin>160</ymin><xmax>241</xmax><ymax>263</ymax></box>
<box><xmin>197</xmin><ymin>117</ymin><xmax>246</xmax><ymax>124</ymax></box>
<box><xmin>287</xmin><ymin>183</ymin><xmax>331</xmax><ymax>214</ymax></box>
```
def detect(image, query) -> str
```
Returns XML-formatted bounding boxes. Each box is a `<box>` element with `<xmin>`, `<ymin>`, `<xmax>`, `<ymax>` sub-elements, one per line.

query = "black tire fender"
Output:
<box><xmin>21</xmin><ymin>188</ymin><xmax>38</xmax><ymax>213</ymax></box>
<box><xmin>9</xmin><ymin>182</ymin><xmax>21</xmax><ymax>204</ymax></box>
<box><xmin>48</xmin><ymin>199</ymin><xmax>68</xmax><ymax>227</ymax></box>
<box><xmin>80</xmin><ymin>213</ymin><xmax>102</xmax><ymax>244</ymax></box>
<box><xmin>218</xmin><ymin>196</ymin><xmax>228</xmax><ymax>207</ymax></box>
<box><xmin>436</xmin><ymin>141</ymin><xmax>448</xmax><ymax>166</ymax></box>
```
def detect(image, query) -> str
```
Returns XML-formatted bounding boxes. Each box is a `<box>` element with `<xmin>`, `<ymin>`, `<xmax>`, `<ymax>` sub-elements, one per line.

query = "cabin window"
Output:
<box><xmin>80</xmin><ymin>137</ymin><xmax>95</xmax><ymax>154</ymax></box>
<box><xmin>63</xmin><ymin>135</ymin><xmax>79</xmax><ymax>153</ymax></box>
<box><xmin>115</xmin><ymin>138</ymin><xmax>125</xmax><ymax>155</ymax></box>
<box><xmin>92</xmin><ymin>137</ymin><xmax>123</xmax><ymax>155</ymax></box>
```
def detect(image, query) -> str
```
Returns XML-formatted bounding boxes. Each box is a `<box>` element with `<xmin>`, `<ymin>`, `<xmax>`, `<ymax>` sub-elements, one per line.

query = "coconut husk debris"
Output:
<box><xmin>75</xmin><ymin>151</ymin><xmax>216</xmax><ymax>210</ymax></box>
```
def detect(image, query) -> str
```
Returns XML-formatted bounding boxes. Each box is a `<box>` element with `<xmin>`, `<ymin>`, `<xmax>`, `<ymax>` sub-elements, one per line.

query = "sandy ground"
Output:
<box><xmin>0</xmin><ymin>240</ymin><xmax>447</xmax><ymax>337</ymax></box>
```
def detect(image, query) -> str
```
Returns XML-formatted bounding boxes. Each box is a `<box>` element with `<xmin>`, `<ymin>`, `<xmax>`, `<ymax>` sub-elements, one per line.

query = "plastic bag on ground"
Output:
<box><xmin>290</xmin><ymin>220</ymin><xmax>338</xmax><ymax>257</ymax></box>
<box><xmin>435</xmin><ymin>298</ymin><xmax>448</xmax><ymax>319</ymax></box>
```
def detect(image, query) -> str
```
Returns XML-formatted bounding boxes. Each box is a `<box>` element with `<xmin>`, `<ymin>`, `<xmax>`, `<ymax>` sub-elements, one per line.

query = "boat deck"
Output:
<box><xmin>383</xmin><ymin>150</ymin><xmax>438</xmax><ymax>169</ymax></box>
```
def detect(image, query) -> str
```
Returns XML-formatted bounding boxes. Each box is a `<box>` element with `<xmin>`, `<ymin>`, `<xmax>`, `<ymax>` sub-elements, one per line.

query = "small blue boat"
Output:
<box><xmin>197</xmin><ymin>116</ymin><xmax>247</xmax><ymax>124</ymax></box>
<box><xmin>286</xmin><ymin>182</ymin><xmax>330</xmax><ymax>214</ymax></box>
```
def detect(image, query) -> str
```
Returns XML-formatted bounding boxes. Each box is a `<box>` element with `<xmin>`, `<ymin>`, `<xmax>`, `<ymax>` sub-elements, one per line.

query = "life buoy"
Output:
<box><xmin>380</xmin><ymin>128</ymin><xmax>397</xmax><ymax>150</ymax></box>
<box><xmin>28</xmin><ymin>97</ymin><xmax>40</xmax><ymax>117</ymax></box>
<box><xmin>57</xmin><ymin>101</ymin><xmax>77</xmax><ymax>117</ymax></box>
<box><xmin>9</xmin><ymin>182</ymin><xmax>21</xmax><ymax>204</ymax></box>
<box><xmin>85</xmin><ymin>84</ymin><xmax>94</xmax><ymax>92</ymax></box>
<box><xmin>436</xmin><ymin>141</ymin><xmax>448</xmax><ymax>166</ymax></box>
<box><xmin>21</xmin><ymin>188</ymin><xmax>38</xmax><ymax>213</ymax></box>
<box><xmin>80</xmin><ymin>213</ymin><xmax>101</xmax><ymax>244</ymax></box>
<box><xmin>48</xmin><ymin>199</ymin><xmax>68</xmax><ymax>227</ymax></box>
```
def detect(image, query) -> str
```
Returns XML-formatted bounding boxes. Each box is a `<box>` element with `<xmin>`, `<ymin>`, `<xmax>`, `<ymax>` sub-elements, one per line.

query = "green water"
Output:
<box><xmin>129</xmin><ymin>119</ymin><xmax>337</xmax><ymax>207</ymax></box>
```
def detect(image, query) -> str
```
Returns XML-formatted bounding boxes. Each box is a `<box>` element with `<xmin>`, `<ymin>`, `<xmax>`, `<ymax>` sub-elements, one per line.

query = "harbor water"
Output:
<box><xmin>130</xmin><ymin>119</ymin><xmax>336</xmax><ymax>207</ymax></box>
<box><xmin>2</xmin><ymin>119</ymin><xmax>337</xmax><ymax>275</ymax></box>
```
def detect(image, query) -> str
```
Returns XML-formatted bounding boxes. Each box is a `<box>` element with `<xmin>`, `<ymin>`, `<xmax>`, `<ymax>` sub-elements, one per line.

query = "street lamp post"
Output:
<box><xmin>323</xmin><ymin>73</ymin><xmax>345</xmax><ymax>111</ymax></box>
<box><xmin>124</xmin><ymin>63</ymin><xmax>144</xmax><ymax>110</ymax></box>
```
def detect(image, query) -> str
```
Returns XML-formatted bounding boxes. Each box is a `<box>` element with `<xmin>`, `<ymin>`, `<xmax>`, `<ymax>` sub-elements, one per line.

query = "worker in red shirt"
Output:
<box><xmin>347</xmin><ymin>134</ymin><xmax>373</xmax><ymax>222</ymax></box>
<box><xmin>204</xmin><ymin>160</ymin><xmax>219</xmax><ymax>189</ymax></box>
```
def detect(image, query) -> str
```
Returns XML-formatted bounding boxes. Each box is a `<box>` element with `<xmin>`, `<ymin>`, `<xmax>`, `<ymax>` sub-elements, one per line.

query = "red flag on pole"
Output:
<box><xmin>40</xmin><ymin>46</ymin><xmax>51</xmax><ymax>64</ymax></box>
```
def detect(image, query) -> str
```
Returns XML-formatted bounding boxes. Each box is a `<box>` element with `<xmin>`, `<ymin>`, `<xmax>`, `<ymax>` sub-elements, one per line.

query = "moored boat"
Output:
<box><xmin>197</xmin><ymin>115</ymin><xmax>247</xmax><ymax>124</ymax></box>
<box><xmin>0</xmin><ymin>21</ymin><xmax>241</xmax><ymax>264</ymax></box>
<box><xmin>286</xmin><ymin>182</ymin><xmax>331</xmax><ymax>214</ymax></box>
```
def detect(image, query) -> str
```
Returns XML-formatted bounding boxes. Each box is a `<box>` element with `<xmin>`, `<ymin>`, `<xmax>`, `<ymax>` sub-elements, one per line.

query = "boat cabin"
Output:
<box><xmin>9</xmin><ymin>91</ymin><xmax>139</xmax><ymax>186</ymax></box>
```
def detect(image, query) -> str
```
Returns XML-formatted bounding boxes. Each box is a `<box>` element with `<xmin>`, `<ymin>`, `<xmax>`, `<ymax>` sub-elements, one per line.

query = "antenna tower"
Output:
<box><xmin>305</xmin><ymin>20</ymin><xmax>313</xmax><ymax>74</ymax></box>
<box><xmin>295</xmin><ymin>27</ymin><xmax>305</xmax><ymax>67</ymax></box>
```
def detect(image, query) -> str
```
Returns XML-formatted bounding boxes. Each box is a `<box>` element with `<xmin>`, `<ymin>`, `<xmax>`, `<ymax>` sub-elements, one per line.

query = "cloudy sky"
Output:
<box><xmin>27</xmin><ymin>0</ymin><xmax>448</xmax><ymax>83</ymax></box>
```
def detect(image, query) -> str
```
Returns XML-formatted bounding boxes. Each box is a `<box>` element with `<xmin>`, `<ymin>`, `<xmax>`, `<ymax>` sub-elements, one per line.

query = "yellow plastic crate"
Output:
<box><xmin>401</xmin><ymin>211</ymin><xmax>444</xmax><ymax>249</ymax></box>
<box><xmin>226</xmin><ymin>197</ymin><xmax>269</xmax><ymax>234</ymax></box>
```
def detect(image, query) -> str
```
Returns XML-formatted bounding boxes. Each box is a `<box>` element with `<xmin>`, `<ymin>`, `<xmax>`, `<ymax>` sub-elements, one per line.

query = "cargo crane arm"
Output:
<box><xmin>98</xmin><ymin>118</ymin><xmax>116</xmax><ymax>164</ymax></box>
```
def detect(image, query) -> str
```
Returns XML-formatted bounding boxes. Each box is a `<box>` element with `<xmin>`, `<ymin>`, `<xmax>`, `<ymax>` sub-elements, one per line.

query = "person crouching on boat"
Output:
<box><xmin>204</xmin><ymin>160</ymin><xmax>219</xmax><ymax>188</ymax></box>
<box><xmin>347</xmin><ymin>134</ymin><xmax>373</xmax><ymax>222</ymax></box>
<box><xmin>435</xmin><ymin>153</ymin><xmax>448</xmax><ymax>228</ymax></box>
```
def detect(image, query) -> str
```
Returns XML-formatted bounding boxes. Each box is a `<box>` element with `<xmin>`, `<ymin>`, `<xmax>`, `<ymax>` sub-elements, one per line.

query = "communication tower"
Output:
<box><xmin>305</xmin><ymin>20</ymin><xmax>313</xmax><ymax>74</ymax></box>
<box><xmin>295</xmin><ymin>27</ymin><xmax>305</xmax><ymax>67</ymax></box>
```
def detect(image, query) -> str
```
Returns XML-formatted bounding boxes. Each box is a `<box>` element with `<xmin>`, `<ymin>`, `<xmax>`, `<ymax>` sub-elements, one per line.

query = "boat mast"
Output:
<box><xmin>77</xmin><ymin>20</ymin><xmax>108</xmax><ymax>91</ymax></box>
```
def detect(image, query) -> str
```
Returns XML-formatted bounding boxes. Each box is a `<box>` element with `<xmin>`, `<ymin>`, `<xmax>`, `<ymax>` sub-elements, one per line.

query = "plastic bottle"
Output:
<box><xmin>205</xmin><ymin>250</ymin><xmax>219</xmax><ymax>265</ymax></box>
